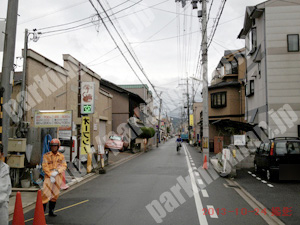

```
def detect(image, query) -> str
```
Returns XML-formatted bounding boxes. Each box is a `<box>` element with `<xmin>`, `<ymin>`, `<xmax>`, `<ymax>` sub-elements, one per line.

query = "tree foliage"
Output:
<box><xmin>139</xmin><ymin>127</ymin><xmax>156</xmax><ymax>139</ymax></box>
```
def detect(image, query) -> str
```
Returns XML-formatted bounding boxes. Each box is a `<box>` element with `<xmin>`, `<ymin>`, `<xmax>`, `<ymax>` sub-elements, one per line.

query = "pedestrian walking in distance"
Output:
<box><xmin>42</xmin><ymin>138</ymin><xmax>67</xmax><ymax>217</ymax></box>
<box><xmin>0</xmin><ymin>144</ymin><xmax>12</xmax><ymax>225</ymax></box>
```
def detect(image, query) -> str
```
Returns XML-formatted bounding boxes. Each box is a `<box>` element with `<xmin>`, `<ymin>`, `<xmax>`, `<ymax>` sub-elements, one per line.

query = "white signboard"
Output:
<box><xmin>34</xmin><ymin>110</ymin><xmax>73</xmax><ymax>138</ymax></box>
<box><xmin>34</xmin><ymin>110</ymin><xmax>72</xmax><ymax>127</ymax></box>
<box><xmin>81</xmin><ymin>82</ymin><xmax>95</xmax><ymax>114</ymax></box>
<box><xmin>98</xmin><ymin>145</ymin><xmax>104</xmax><ymax>155</ymax></box>
<box><xmin>233</xmin><ymin>135</ymin><xmax>246</xmax><ymax>146</ymax></box>
<box><xmin>58</xmin><ymin>130</ymin><xmax>72</xmax><ymax>138</ymax></box>
<box><xmin>222</xmin><ymin>148</ymin><xmax>231</xmax><ymax>160</ymax></box>
<box><xmin>0</xmin><ymin>21</ymin><xmax>5</xmax><ymax>52</ymax></box>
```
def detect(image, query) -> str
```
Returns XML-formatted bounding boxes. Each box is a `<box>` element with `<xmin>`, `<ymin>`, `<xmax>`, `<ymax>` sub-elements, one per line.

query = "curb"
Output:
<box><xmin>226</xmin><ymin>178</ymin><xmax>285</xmax><ymax>225</ymax></box>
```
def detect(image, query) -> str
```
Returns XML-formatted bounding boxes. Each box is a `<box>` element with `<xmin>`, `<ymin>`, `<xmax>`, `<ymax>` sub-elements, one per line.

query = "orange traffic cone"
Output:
<box><xmin>202</xmin><ymin>155</ymin><xmax>208</xmax><ymax>169</ymax></box>
<box><xmin>12</xmin><ymin>192</ymin><xmax>25</xmax><ymax>225</ymax></box>
<box><xmin>33</xmin><ymin>190</ymin><xmax>46</xmax><ymax>225</ymax></box>
<box><xmin>61</xmin><ymin>171</ymin><xmax>69</xmax><ymax>190</ymax></box>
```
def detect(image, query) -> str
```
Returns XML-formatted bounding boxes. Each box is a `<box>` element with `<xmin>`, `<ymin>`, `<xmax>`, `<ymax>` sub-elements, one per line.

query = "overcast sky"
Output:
<box><xmin>0</xmin><ymin>0</ymin><xmax>266</xmax><ymax>117</ymax></box>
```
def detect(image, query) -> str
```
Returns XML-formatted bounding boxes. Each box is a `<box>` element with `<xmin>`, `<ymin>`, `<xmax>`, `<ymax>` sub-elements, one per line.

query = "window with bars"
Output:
<box><xmin>211</xmin><ymin>92</ymin><xmax>227</xmax><ymax>108</ymax></box>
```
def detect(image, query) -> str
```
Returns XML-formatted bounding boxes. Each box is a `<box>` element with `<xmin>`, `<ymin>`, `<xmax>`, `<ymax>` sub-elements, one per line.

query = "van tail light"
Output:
<box><xmin>270</xmin><ymin>142</ymin><xmax>274</xmax><ymax>156</ymax></box>
<box><xmin>72</xmin><ymin>140</ymin><xmax>75</xmax><ymax>152</ymax></box>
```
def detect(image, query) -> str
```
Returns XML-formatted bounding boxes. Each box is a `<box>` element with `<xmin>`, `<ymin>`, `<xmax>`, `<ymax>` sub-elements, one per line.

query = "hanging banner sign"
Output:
<box><xmin>190</xmin><ymin>114</ymin><xmax>194</xmax><ymax>126</ymax></box>
<box><xmin>81</xmin><ymin>116</ymin><xmax>91</xmax><ymax>155</ymax></box>
<box><xmin>81</xmin><ymin>82</ymin><xmax>95</xmax><ymax>114</ymax></box>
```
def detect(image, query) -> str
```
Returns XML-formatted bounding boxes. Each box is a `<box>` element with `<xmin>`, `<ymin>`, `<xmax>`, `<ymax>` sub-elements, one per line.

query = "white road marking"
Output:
<box><xmin>261</xmin><ymin>180</ymin><xmax>267</xmax><ymax>183</ymax></box>
<box><xmin>197</xmin><ymin>179</ymin><xmax>204</xmax><ymax>185</ymax></box>
<box><xmin>248</xmin><ymin>171</ymin><xmax>252</xmax><ymax>174</ymax></box>
<box><xmin>183</xmin><ymin>145</ymin><xmax>208</xmax><ymax>225</ymax></box>
<box><xmin>194</xmin><ymin>171</ymin><xmax>200</xmax><ymax>177</ymax></box>
<box><xmin>252</xmin><ymin>174</ymin><xmax>256</xmax><ymax>177</ymax></box>
<box><xmin>267</xmin><ymin>184</ymin><xmax>274</xmax><ymax>188</ymax></box>
<box><xmin>201</xmin><ymin>189</ymin><xmax>209</xmax><ymax>198</ymax></box>
<box><xmin>191</xmin><ymin>163</ymin><xmax>195</xmax><ymax>166</ymax></box>
<box><xmin>256</xmin><ymin>177</ymin><xmax>261</xmax><ymax>181</ymax></box>
<box><xmin>207</xmin><ymin>205</ymin><xmax>218</xmax><ymax>218</ymax></box>
<box><xmin>192</xmin><ymin>167</ymin><xmax>198</xmax><ymax>170</ymax></box>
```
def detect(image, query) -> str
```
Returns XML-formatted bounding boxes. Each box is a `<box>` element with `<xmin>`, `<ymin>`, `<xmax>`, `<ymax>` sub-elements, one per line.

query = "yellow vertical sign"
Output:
<box><xmin>81</xmin><ymin>116</ymin><xmax>91</xmax><ymax>155</ymax></box>
<box><xmin>190</xmin><ymin>114</ymin><xmax>194</xmax><ymax>126</ymax></box>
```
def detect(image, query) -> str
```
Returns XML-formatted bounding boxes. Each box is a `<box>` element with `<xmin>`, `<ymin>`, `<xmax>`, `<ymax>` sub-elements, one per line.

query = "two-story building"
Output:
<box><xmin>10</xmin><ymin>49</ymin><xmax>113</xmax><ymax>164</ymax></box>
<box><xmin>238</xmin><ymin>0</ymin><xmax>300</xmax><ymax>138</ymax></box>
<box><xmin>207</xmin><ymin>48</ymin><xmax>247</xmax><ymax>153</ymax></box>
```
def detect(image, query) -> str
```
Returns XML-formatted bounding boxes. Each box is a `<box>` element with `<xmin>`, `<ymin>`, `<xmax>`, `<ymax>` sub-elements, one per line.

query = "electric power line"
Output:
<box><xmin>207</xmin><ymin>0</ymin><xmax>228</xmax><ymax>49</ymax></box>
<box><xmin>88</xmin><ymin>0</ymin><xmax>145</xmax><ymax>86</ymax></box>
<box><xmin>94</xmin><ymin>0</ymin><xmax>160</xmax><ymax>99</ymax></box>
<box><xmin>40</xmin><ymin>0</ymin><xmax>143</xmax><ymax>35</ymax></box>
<box><xmin>38</xmin><ymin>0</ymin><xmax>131</xmax><ymax>31</ymax></box>
<box><xmin>18</xmin><ymin>0</ymin><xmax>88</xmax><ymax>25</ymax></box>
<box><xmin>37</xmin><ymin>0</ymin><xmax>170</xmax><ymax>39</ymax></box>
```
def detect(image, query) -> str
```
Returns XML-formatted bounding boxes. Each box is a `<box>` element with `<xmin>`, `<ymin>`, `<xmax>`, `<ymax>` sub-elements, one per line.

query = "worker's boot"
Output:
<box><xmin>48</xmin><ymin>201</ymin><xmax>57</xmax><ymax>217</ymax></box>
<box><xmin>43</xmin><ymin>203</ymin><xmax>47</xmax><ymax>212</ymax></box>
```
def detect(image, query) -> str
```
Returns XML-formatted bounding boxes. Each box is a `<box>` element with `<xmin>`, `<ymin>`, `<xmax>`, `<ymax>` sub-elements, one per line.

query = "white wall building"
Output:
<box><xmin>238</xmin><ymin>0</ymin><xmax>300</xmax><ymax>138</ymax></box>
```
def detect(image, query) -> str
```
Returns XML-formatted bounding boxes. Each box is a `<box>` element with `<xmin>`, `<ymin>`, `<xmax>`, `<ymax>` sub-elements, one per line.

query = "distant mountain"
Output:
<box><xmin>170</xmin><ymin>117</ymin><xmax>181</xmax><ymax>132</ymax></box>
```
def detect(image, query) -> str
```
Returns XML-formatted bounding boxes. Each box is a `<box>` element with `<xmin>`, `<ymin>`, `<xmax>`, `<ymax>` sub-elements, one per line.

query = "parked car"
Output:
<box><xmin>105</xmin><ymin>135</ymin><xmax>129</xmax><ymax>152</ymax></box>
<box><xmin>254</xmin><ymin>137</ymin><xmax>300</xmax><ymax>181</ymax></box>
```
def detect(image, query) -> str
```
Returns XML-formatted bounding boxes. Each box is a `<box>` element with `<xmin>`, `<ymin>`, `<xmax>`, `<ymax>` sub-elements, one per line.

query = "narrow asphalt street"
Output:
<box><xmin>22</xmin><ymin>139</ymin><xmax>280</xmax><ymax>225</ymax></box>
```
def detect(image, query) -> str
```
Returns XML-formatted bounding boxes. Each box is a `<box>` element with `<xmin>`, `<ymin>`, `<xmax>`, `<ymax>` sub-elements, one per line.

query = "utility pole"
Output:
<box><xmin>176</xmin><ymin>0</ymin><xmax>210</xmax><ymax>167</ymax></box>
<box><xmin>201</xmin><ymin>0</ymin><xmax>210</xmax><ymax>167</ymax></box>
<box><xmin>157</xmin><ymin>95</ymin><xmax>162</xmax><ymax>148</ymax></box>
<box><xmin>186</xmin><ymin>78</ymin><xmax>190</xmax><ymax>141</ymax></box>
<box><xmin>20</xmin><ymin>29</ymin><xmax>28</xmax><ymax>123</ymax></box>
<box><xmin>0</xmin><ymin>0</ymin><xmax>19</xmax><ymax>156</ymax></box>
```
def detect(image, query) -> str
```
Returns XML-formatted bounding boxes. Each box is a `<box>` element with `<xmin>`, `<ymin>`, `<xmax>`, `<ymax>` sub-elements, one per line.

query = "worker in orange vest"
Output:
<box><xmin>42</xmin><ymin>139</ymin><xmax>67</xmax><ymax>217</ymax></box>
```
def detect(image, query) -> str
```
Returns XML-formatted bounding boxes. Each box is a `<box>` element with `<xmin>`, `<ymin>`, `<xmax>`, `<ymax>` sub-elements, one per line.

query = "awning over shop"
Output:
<box><xmin>211</xmin><ymin>119</ymin><xmax>256</xmax><ymax>132</ymax></box>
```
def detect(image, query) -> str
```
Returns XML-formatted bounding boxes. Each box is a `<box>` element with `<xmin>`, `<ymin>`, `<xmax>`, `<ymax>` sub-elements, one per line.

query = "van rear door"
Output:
<box><xmin>278</xmin><ymin>141</ymin><xmax>300</xmax><ymax>180</ymax></box>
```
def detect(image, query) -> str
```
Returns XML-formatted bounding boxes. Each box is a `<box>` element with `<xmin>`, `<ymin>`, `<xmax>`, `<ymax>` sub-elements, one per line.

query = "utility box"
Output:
<box><xmin>7</xmin><ymin>154</ymin><xmax>25</xmax><ymax>168</ymax></box>
<box><xmin>8</xmin><ymin>138</ymin><xmax>27</xmax><ymax>152</ymax></box>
